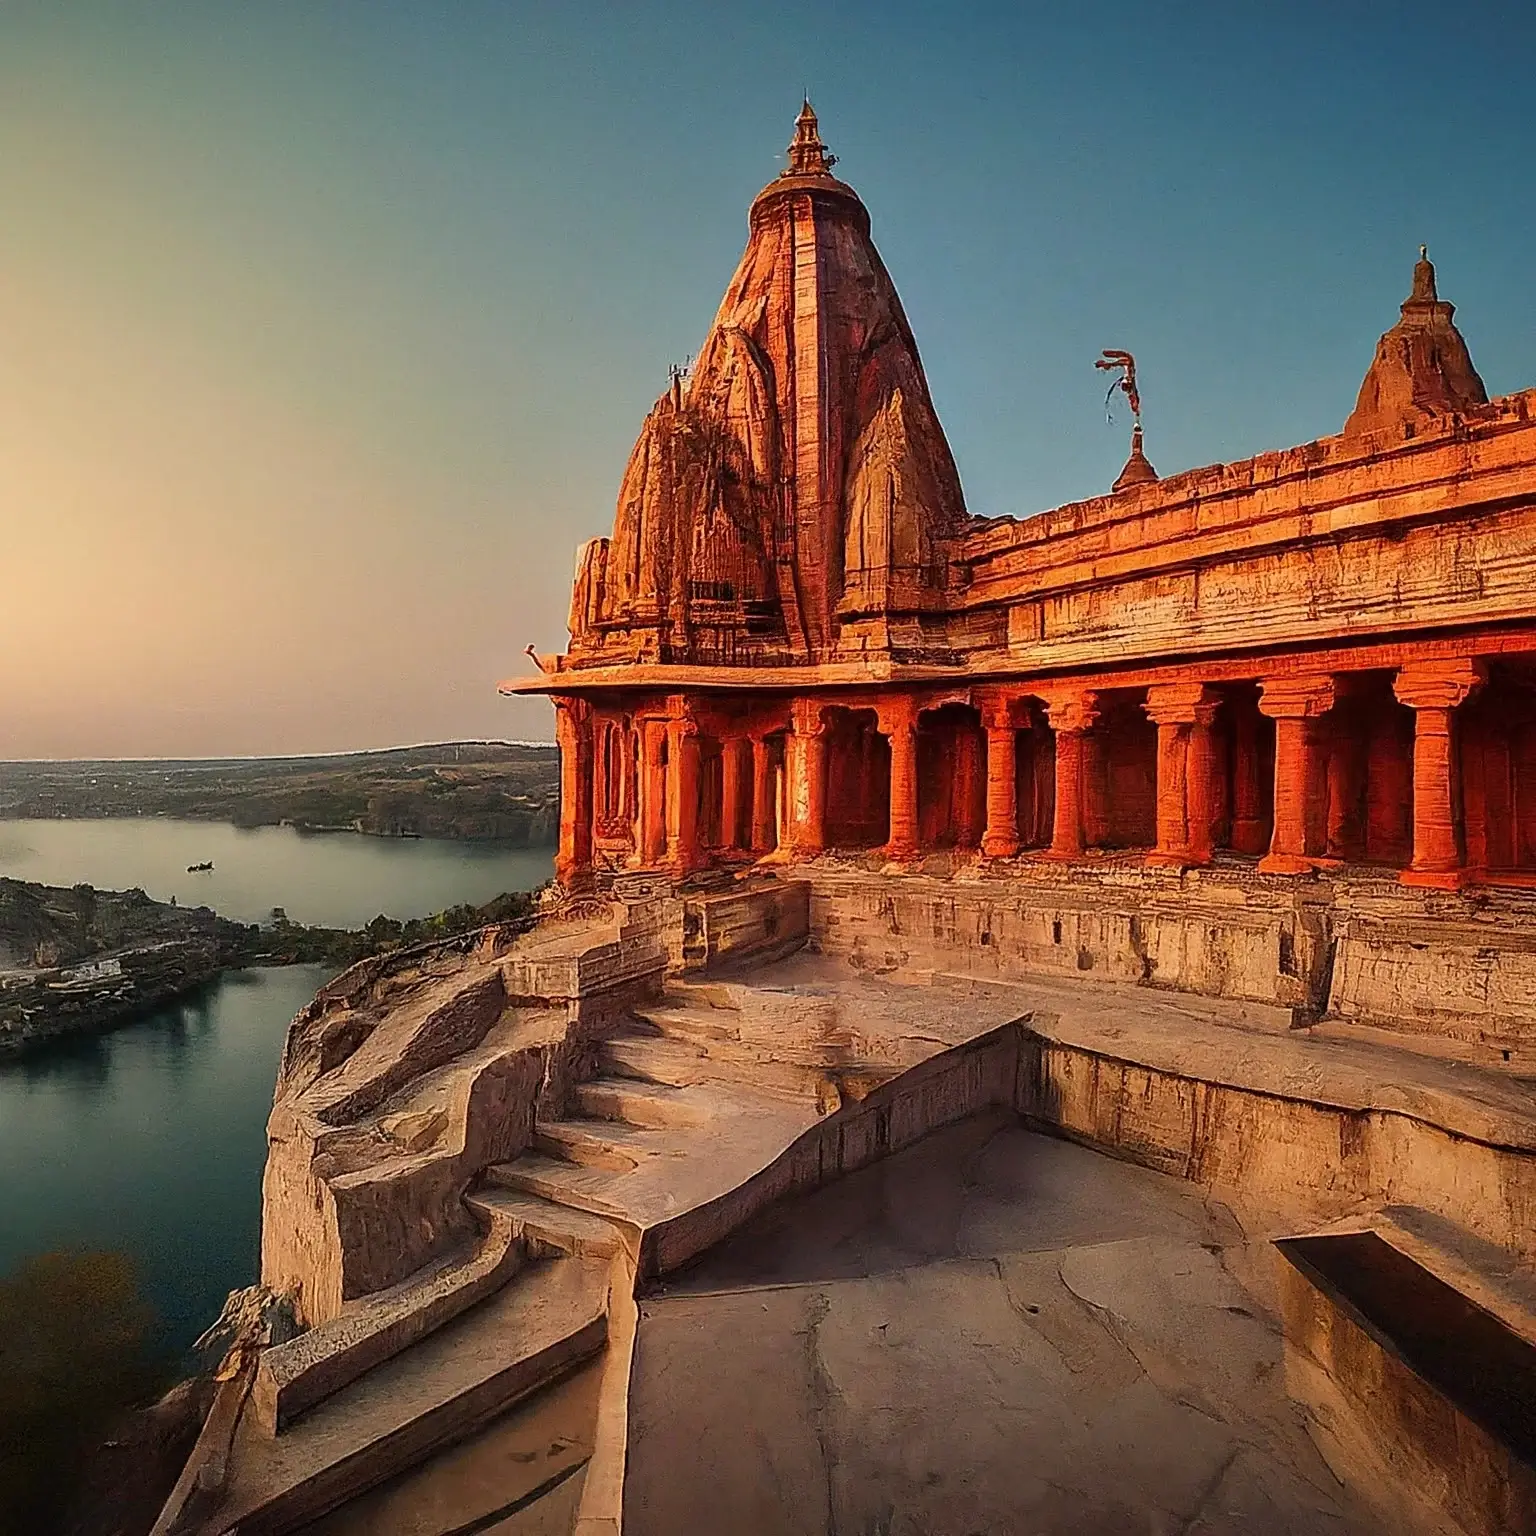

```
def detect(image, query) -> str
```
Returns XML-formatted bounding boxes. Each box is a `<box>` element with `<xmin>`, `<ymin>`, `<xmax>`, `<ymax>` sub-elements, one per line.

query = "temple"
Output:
<box><xmin>508</xmin><ymin>106</ymin><xmax>1536</xmax><ymax>905</ymax></box>
<box><xmin>182</xmin><ymin>107</ymin><xmax>1536</xmax><ymax>1536</ymax></box>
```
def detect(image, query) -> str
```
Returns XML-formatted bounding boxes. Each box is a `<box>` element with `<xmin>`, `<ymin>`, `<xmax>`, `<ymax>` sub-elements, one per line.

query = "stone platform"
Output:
<box><xmin>626</xmin><ymin>1112</ymin><xmax>1385</xmax><ymax>1536</ymax></box>
<box><xmin>171</xmin><ymin>874</ymin><xmax>1536</xmax><ymax>1536</ymax></box>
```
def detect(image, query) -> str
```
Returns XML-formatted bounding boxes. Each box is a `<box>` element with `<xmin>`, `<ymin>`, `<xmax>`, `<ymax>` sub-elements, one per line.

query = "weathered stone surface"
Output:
<box><xmin>208</xmin><ymin>880</ymin><xmax>1536</xmax><ymax>1533</ymax></box>
<box><xmin>624</xmin><ymin>1119</ymin><xmax>1382</xmax><ymax>1536</ymax></box>
<box><xmin>260</xmin><ymin>909</ymin><xmax>665</xmax><ymax>1326</ymax></box>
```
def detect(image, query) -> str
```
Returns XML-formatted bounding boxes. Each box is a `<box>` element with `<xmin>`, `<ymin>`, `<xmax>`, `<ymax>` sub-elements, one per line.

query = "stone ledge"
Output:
<box><xmin>251</xmin><ymin>1198</ymin><xmax>525</xmax><ymax>1436</ymax></box>
<box><xmin>210</xmin><ymin>1257</ymin><xmax>610</xmax><ymax>1536</ymax></box>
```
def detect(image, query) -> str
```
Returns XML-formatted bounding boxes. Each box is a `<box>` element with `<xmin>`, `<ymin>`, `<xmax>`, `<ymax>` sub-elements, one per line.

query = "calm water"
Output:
<box><xmin>0</xmin><ymin>817</ymin><xmax>554</xmax><ymax>927</ymax></box>
<box><xmin>0</xmin><ymin>821</ymin><xmax>554</xmax><ymax>1354</ymax></box>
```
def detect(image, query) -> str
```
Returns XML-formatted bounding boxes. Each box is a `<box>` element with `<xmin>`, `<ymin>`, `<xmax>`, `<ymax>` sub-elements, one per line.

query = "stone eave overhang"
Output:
<box><xmin>500</xmin><ymin>616</ymin><xmax>1536</xmax><ymax>702</ymax></box>
<box><xmin>500</xmin><ymin>658</ymin><xmax>973</xmax><ymax>697</ymax></box>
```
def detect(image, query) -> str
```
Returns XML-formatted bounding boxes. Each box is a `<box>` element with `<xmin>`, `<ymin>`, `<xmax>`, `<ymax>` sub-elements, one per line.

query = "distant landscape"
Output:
<box><xmin>0</xmin><ymin>742</ymin><xmax>561</xmax><ymax>845</ymax></box>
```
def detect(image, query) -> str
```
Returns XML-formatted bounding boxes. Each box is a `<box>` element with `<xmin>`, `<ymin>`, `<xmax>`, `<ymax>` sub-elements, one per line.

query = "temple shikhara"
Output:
<box><xmin>509</xmin><ymin>103</ymin><xmax>1536</xmax><ymax>903</ymax></box>
<box><xmin>190</xmin><ymin>108</ymin><xmax>1536</xmax><ymax>1536</ymax></box>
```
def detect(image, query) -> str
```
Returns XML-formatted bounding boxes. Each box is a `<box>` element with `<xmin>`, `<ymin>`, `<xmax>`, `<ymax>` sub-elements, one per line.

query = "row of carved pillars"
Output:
<box><xmin>554</xmin><ymin>699</ymin><xmax>780</xmax><ymax>885</ymax></box>
<box><xmin>773</xmin><ymin>659</ymin><xmax>1487</xmax><ymax>886</ymax></box>
<box><xmin>553</xmin><ymin>657</ymin><xmax>1490</xmax><ymax>888</ymax></box>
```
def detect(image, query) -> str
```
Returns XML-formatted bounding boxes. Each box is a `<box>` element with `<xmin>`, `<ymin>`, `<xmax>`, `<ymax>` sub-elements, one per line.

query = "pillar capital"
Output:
<box><xmin>1392</xmin><ymin>658</ymin><xmax>1486</xmax><ymax>713</ymax></box>
<box><xmin>790</xmin><ymin>697</ymin><xmax>831</xmax><ymax>739</ymax></box>
<box><xmin>874</xmin><ymin>693</ymin><xmax>918</xmax><ymax>738</ymax></box>
<box><xmin>1040</xmin><ymin>689</ymin><xmax>1099</xmax><ymax>736</ymax></box>
<box><xmin>975</xmin><ymin>687</ymin><xmax>1033</xmax><ymax>733</ymax></box>
<box><xmin>1257</xmin><ymin>674</ymin><xmax>1335</xmax><ymax>720</ymax></box>
<box><xmin>657</xmin><ymin>695</ymin><xmax>701</xmax><ymax>741</ymax></box>
<box><xmin>1144</xmin><ymin>682</ymin><xmax>1218</xmax><ymax>727</ymax></box>
<box><xmin>551</xmin><ymin>693</ymin><xmax>594</xmax><ymax>739</ymax></box>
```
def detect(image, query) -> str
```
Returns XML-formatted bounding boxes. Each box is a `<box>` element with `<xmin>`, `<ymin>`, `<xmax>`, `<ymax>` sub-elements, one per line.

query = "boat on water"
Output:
<box><xmin>186</xmin><ymin>861</ymin><xmax>214</xmax><ymax>873</ymax></box>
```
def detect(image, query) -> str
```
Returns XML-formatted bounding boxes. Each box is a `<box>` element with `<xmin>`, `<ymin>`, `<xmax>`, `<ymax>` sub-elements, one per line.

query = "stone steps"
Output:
<box><xmin>210</xmin><ymin>1256</ymin><xmax>609</xmax><ymax>1536</ymax></box>
<box><xmin>252</xmin><ymin>1199</ymin><xmax>525</xmax><ymax>1436</ymax></box>
<box><xmin>483</xmin><ymin>1153</ymin><xmax>631</xmax><ymax>1221</ymax></box>
<box><xmin>596</xmin><ymin>1033</ymin><xmax>712</xmax><ymax>1089</ymax></box>
<box><xmin>572</xmin><ymin>1073</ymin><xmax>711</xmax><ymax>1130</ymax></box>
<box><xmin>534</xmin><ymin>1116</ymin><xmax>663</xmax><ymax>1171</ymax></box>
<box><xmin>466</xmin><ymin>1183</ymin><xmax>627</xmax><ymax>1260</ymax></box>
<box><xmin>631</xmin><ymin>1001</ymin><xmax>745</xmax><ymax>1045</ymax></box>
<box><xmin>599</xmin><ymin>1031</ymin><xmax>817</xmax><ymax>1103</ymax></box>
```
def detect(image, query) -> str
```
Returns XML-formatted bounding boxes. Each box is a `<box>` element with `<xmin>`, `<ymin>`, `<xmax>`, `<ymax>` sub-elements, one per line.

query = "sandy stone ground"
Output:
<box><xmin>624</xmin><ymin>1111</ymin><xmax>1391</xmax><ymax>1536</ymax></box>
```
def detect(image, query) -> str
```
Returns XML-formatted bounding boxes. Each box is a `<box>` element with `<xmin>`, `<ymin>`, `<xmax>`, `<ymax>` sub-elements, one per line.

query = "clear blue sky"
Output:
<box><xmin>2</xmin><ymin>1</ymin><xmax>1532</xmax><ymax>754</ymax></box>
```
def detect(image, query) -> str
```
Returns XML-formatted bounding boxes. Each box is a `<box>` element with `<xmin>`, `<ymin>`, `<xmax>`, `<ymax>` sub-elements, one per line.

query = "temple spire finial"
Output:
<box><xmin>785</xmin><ymin>98</ymin><xmax>836</xmax><ymax>177</ymax></box>
<box><xmin>1409</xmin><ymin>244</ymin><xmax>1439</xmax><ymax>304</ymax></box>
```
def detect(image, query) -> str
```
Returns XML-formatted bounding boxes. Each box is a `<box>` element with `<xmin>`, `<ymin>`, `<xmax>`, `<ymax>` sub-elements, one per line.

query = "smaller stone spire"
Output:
<box><xmin>1344</xmin><ymin>248</ymin><xmax>1488</xmax><ymax>438</ymax></box>
<box><xmin>784</xmin><ymin>98</ymin><xmax>836</xmax><ymax>177</ymax></box>
<box><xmin>1113</xmin><ymin>424</ymin><xmax>1159</xmax><ymax>492</ymax></box>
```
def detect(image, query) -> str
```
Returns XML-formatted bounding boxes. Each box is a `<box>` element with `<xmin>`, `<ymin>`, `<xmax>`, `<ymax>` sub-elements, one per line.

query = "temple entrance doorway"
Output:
<box><xmin>1321</xmin><ymin>674</ymin><xmax>1414</xmax><ymax>867</ymax></box>
<box><xmin>1461</xmin><ymin>660</ymin><xmax>1536</xmax><ymax>877</ymax></box>
<box><xmin>917</xmin><ymin>703</ymin><xmax>986</xmax><ymax>850</ymax></box>
<box><xmin>824</xmin><ymin>708</ymin><xmax>890</xmax><ymax>849</ymax></box>
<box><xmin>593</xmin><ymin>713</ymin><xmax>638</xmax><ymax>864</ymax></box>
<box><xmin>1088</xmin><ymin>691</ymin><xmax>1156</xmax><ymax>850</ymax></box>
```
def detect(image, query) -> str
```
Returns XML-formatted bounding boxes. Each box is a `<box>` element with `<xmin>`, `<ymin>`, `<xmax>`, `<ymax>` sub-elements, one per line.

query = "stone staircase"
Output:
<box><xmin>206</xmin><ymin>1252</ymin><xmax>611</xmax><ymax>1536</ymax></box>
<box><xmin>190</xmin><ymin>941</ymin><xmax>1032</xmax><ymax>1535</ymax></box>
<box><xmin>194</xmin><ymin>979</ymin><xmax>828</xmax><ymax>1535</ymax></box>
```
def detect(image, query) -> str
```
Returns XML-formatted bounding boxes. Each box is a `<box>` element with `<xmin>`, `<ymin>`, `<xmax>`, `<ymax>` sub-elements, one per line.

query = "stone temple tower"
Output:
<box><xmin>569</xmin><ymin>102</ymin><xmax>967</xmax><ymax>667</ymax></box>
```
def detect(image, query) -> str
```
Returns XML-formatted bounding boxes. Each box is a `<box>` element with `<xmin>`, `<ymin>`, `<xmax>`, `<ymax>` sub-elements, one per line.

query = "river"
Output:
<box><xmin>0</xmin><ymin>819</ymin><xmax>553</xmax><ymax>1356</ymax></box>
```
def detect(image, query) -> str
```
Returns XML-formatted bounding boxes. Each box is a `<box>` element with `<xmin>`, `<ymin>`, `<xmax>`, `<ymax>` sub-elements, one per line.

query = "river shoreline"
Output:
<box><xmin>0</xmin><ymin>869</ymin><xmax>545</xmax><ymax>1061</ymax></box>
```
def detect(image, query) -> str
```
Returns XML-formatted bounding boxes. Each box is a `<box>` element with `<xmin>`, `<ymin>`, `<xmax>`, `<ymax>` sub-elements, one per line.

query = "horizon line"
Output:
<box><xmin>0</xmin><ymin>739</ymin><xmax>559</xmax><ymax>765</ymax></box>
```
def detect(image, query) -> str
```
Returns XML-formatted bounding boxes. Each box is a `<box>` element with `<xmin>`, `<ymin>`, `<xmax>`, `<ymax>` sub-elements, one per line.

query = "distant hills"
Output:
<box><xmin>0</xmin><ymin>742</ymin><xmax>560</xmax><ymax>845</ymax></box>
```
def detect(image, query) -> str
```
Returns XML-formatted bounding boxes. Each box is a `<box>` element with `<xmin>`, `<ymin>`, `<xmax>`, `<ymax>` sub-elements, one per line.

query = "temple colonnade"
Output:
<box><xmin>554</xmin><ymin>654</ymin><xmax>1536</xmax><ymax>892</ymax></box>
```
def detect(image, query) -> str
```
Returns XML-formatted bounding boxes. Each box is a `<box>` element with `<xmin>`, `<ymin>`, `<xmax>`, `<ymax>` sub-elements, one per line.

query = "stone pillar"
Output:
<box><xmin>665</xmin><ymin>709</ymin><xmax>703</xmax><ymax>874</ymax></box>
<box><xmin>1187</xmin><ymin>703</ymin><xmax>1219</xmax><ymax>863</ymax></box>
<box><xmin>1145</xmin><ymin>684</ymin><xmax>1218</xmax><ymax>867</ymax></box>
<box><xmin>785</xmin><ymin>699</ymin><xmax>829</xmax><ymax>856</ymax></box>
<box><xmin>749</xmin><ymin>734</ymin><xmax>777</xmax><ymax>853</ymax></box>
<box><xmin>638</xmin><ymin>719</ymin><xmax>668</xmax><ymax>865</ymax></box>
<box><xmin>979</xmin><ymin>697</ymin><xmax>1020</xmax><ymax>859</ymax></box>
<box><xmin>1042</xmin><ymin>692</ymin><xmax>1099</xmax><ymax>859</ymax></box>
<box><xmin>1393</xmin><ymin>659</ymin><xmax>1485</xmax><ymax>887</ymax></box>
<box><xmin>553</xmin><ymin>696</ymin><xmax>594</xmax><ymax>888</ymax></box>
<box><xmin>877</xmin><ymin>695</ymin><xmax>920</xmax><ymax>860</ymax></box>
<box><xmin>1230</xmin><ymin>706</ymin><xmax>1267</xmax><ymax>855</ymax></box>
<box><xmin>1257</xmin><ymin>676</ymin><xmax>1335</xmax><ymax>874</ymax></box>
<box><xmin>720</xmin><ymin>737</ymin><xmax>749</xmax><ymax>853</ymax></box>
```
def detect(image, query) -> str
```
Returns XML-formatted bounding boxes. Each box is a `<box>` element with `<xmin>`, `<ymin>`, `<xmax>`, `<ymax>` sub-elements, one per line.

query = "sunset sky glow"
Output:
<box><xmin>3</xmin><ymin>1</ymin><xmax>1533</xmax><ymax>756</ymax></box>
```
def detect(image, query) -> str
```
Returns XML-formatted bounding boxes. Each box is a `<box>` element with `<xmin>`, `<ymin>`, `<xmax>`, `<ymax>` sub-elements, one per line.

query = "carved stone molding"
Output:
<box><xmin>1392</xmin><ymin>658</ymin><xmax>1486</xmax><ymax>713</ymax></box>
<box><xmin>1257</xmin><ymin>675</ymin><xmax>1336</xmax><ymax>720</ymax></box>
